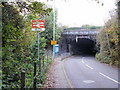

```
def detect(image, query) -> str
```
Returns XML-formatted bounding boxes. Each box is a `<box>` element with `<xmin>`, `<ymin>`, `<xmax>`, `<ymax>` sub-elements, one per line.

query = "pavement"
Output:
<box><xmin>44</xmin><ymin>57</ymin><xmax>70</xmax><ymax>88</ymax></box>
<box><xmin>44</xmin><ymin>55</ymin><xmax>120</xmax><ymax>89</ymax></box>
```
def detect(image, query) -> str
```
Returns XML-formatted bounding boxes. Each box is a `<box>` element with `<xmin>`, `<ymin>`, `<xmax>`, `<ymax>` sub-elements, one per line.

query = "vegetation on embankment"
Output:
<box><xmin>95</xmin><ymin>8</ymin><xmax>119</xmax><ymax>67</ymax></box>
<box><xmin>1</xmin><ymin>1</ymin><xmax>65</xmax><ymax>89</ymax></box>
<box><xmin>65</xmin><ymin>25</ymin><xmax>102</xmax><ymax>30</ymax></box>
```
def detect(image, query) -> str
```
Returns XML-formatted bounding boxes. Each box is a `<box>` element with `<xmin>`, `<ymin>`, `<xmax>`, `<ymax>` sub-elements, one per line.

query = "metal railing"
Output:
<box><xmin>20</xmin><ymin>50</ymin><xmax>52</xmax><ymax>89</ymax></box>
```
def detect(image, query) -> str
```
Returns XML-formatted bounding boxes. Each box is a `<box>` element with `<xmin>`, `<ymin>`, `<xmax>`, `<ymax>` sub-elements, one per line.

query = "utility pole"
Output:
<box><xmin>52</xmin><ymin>0</ymin><xmax>56</xmax><ymax>60</ymax></box>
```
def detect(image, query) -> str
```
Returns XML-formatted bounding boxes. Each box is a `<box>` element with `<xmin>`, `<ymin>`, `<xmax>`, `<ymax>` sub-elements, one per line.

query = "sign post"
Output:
<box><xmin>38</xmin><ymin>32</ymin><xmax>40</xmax><ymax>73</ymax></box>
<box><xmin>51</xmin><ymin>40</ymin><xmax>57</xmax><ymax>45</ymax></box>
<box><xmin>52</xmin><ymin>0</ymin><xmax>56</xmax><ymax>60</ymax></box>
<box><xmin>32</xmin><ymin>20</ymin><xmax>45</xmax><ymax>88</ymax></box>
<box><xmin>32</xmin><ymin>20</ymin><xmax>45</xmax><ymax>31</ymax></box>
<box><xmin>51</xmin><ymin>40</ymin><xmax>57</xmax><ymax>58</ymax></box>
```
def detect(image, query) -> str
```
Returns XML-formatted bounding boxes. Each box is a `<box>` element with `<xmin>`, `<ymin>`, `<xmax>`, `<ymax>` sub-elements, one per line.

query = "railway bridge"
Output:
<box><xmin>60</xmin><ymin>28</ymin><xmax>100</xmax><ymax>55</ymax></box>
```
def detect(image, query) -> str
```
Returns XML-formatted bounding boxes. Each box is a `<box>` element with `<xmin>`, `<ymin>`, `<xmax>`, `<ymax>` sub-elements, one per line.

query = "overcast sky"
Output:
<box><xmin>40</xmin><ymin>0</ymin><xmax>117</xmax><ymax>27</ymax></box>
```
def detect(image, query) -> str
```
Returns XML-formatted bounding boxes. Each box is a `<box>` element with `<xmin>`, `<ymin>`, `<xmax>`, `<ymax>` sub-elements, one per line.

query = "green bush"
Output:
<box><xmin>95</xmin><ymin>53</ymin><xmax>111</xmax><ymax>64</ymax></box>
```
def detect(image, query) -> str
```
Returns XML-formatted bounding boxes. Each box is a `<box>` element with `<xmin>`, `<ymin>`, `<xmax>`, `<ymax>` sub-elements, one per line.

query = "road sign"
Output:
<box><xmin>32</xmin><ymin>20</ymin><xmax>45</xmax><ymax>31</ymax></box>
<box><xmin>51</xmin><ymin>40</ymin><xmax>57</xmax><ymax>45</ymax></box>
<box><xmin>32</xmin><ymin>28</ymin><xmax>45</xmax><ymax>31</ymax></box>
<box><xmin>54</xmin><ymin>44</ymin><xmax>59</xmax><ymax>53</ymax></box>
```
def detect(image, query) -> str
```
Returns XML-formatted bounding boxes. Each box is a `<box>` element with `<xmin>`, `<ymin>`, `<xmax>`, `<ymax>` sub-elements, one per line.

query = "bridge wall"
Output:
<box><xmin>59</xmin><ymin>29</ymin><xmax>99</xmax><ymax>55</ymax></box>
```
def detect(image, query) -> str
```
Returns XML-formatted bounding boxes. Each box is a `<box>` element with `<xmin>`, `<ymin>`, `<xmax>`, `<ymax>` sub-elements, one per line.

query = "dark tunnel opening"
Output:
<box><xmin>70</xmin><ymin>38</ymin><xmax>97</xmax><ymax>55</ymax></box>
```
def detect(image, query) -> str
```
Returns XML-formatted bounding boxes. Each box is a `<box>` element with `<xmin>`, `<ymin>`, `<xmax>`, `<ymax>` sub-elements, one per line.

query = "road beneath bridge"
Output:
<box><xmin>45</xmin><ymin>55</ymin><xmax>119</xmax><ymax>89</ymax></box>
<box><xmin>60</xmin><ymin>28</ymin><xmax>99</xmax><ymax>55</ymax></box>
<box><xmin>45</xmin><ymin>28</ymin><xmax>119</xmax><ymax>89</ymax></box>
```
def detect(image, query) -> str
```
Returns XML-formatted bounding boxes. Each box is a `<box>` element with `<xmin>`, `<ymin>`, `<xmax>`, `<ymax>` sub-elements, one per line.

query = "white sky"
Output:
<box><xmin>40</xmin><ymin>0</ymin><xmax>117</xmax><ymax>27</ymax></box>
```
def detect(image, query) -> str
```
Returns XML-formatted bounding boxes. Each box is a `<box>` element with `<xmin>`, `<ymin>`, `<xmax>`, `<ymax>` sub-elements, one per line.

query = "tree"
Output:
<box><xmin>96</xmin><ymin>9</ymin><xmax>119</xmax><ymax>66</ymax></box>
<box><xmin>2</xmin><ymin>1</ymin><xmax>52</xmax><ymax>88</ymax></box>
<box><xmin>41</xmin><ymin>10</ymin><xmax>66</xmax><ymax>47</ymax></box>
<box><xmin>81</xmin><ymin>24</ymin><xmax>102</xmax><ymax>29</ymax></box>
<box><xmin>2</xmin><ymin>2</ymin><xmax>25</xmax><ymax>88</ymax></box>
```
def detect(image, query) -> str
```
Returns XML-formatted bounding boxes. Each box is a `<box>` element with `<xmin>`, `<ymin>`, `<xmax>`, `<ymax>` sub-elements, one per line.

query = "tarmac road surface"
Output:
<box><xmin>63</xmin><ymin>55</ymin><xmax>119</xmax><ymax>88</ymax></box>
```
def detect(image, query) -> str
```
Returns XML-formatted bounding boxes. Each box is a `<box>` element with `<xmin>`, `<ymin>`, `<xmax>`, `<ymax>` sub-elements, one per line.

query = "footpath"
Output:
<box><xmin>43</xmin><ymin>57</ymin><xmax>70</xmax><ymax>88</ymax></box>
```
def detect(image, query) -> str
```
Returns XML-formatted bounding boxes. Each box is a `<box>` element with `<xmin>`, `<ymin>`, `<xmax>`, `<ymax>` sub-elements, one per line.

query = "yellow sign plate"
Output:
<box><xmin>51</xmin><ymin>40</ymin><xmax>57</xmax><ymax>45</ymax></box>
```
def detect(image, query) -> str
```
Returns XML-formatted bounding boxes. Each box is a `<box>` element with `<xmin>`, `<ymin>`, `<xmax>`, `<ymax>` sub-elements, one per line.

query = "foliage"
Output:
<box><xmin>64</xmin><ymin>25</ymin><xmax>102</xmax><ymax>31</ymax></box>
<box><xmin>96</xmin><ymin>10</ymin><xmax>119</xmax><ymax>67</ymax></box>
<box><xmin>55</xmin><ymin>25</ymin><xmax>68</xmax><ymax>42</ymax></box>
<box><xmin>41</xmin><ymin>11</ymin><xmax>66</xmax><ymax>46</ymax></box>
<box><xmin>2</xmin><ymin>1</ymin><xmax>52</xmax><ymax>89</ymax></box>
<box><xmin>81</xmin><ymin>24</ymin><xmax>102</xmax><ymax>29</ymax></box>
<box><xmin>14</xmin><ymin>2</ymin><xmax>52</xmax><ymax>17</ymax></box>
<box><xmin>41</xmin><ymin>11</ymin><xmax>55</xmax><ymax>46</ymax></box>
<box><xmin>2</xmin><ymin>2</ymin><xmax>25</xmax><ymax>88</ymax></box>
<box><xmin>2</xmin><ymin>0</ymin><xmax>65</xmax><ymax>88</ymax></box>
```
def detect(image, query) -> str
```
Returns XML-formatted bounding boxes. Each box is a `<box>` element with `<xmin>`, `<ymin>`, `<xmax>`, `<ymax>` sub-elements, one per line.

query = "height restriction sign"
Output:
<box><xmin>32</xmin><ymin>20</ymin><xmax>45</xmax><ymax>31</ymax></box>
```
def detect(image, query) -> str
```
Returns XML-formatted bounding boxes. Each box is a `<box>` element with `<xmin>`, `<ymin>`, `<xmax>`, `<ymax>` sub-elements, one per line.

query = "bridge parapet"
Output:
<box><xmin>62</xmin><ymin>29</ymin><xmax>99</xmax><ymax>35</ymax></box>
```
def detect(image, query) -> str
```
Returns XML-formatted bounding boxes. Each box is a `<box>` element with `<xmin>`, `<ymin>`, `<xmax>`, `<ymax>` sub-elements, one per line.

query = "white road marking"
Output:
<box><xmin>99</xmin><ymin>72</ymin><xmax>120</xmax><ymax>84</ymax></box>
<box><xmin>85</xmin><ymin>64</ymin><xmax>94</xmax><ymax>69</ymax></box>
<box><xmin>82</xmin><ymin>60</ymin><xmax>85</xmax><ymax>63</ymax></box>
<box><xmin>82</xmin><ymin>57</ymin><xmax>93</xmax><ymax>69</ymax></box>
<box><xmin>85</xmin><ymin>64</ymin><xmax>93</xmax><ymax>69</ymax></box>
<box><xmin>83</xmin><ymin>80</ymin><xmax>95</xmax><ymax>84</ymax></box>
<box><xmin>82</xmin><ymin>57</ymin><xmax>85</xmax><ymax>63</ymax></box>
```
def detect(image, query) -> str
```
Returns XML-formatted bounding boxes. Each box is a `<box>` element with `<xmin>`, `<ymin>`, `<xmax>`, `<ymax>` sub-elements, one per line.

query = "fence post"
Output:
<box><xmin>43</xmin><ymin>56</ymin><xmax>44</xmax><ymax>69</ymax></box>
<box><xmin>21</xmin><ymin>70</ymin><xmax>25</xmax><ymax>90</ymax></box>
<box><xmin>34</xmin><ymin>62</ymin><xmax>37</xmax><ymax>90</ymax></box>
<box><xmin>47</xmin><ymin>51</ymin><xmax>48</xmax><ymax>64</ymax></box>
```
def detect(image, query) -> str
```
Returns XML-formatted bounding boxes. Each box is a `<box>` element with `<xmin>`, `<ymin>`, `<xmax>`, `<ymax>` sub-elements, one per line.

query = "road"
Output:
<box><xmin>63</xmin><ymin>55</ymin><xmax>119</xmax><ymax>88</ymax></box>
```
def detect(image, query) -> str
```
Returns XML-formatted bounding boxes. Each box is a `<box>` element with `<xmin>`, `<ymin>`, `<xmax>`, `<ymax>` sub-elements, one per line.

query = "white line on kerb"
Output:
<box><xmin>99</xmin><ymin>72</ymin><xmax>120</xmax><ymax>84</ymax></box>
<box><xmin>85</xmin><ymin>64</ymin><xmax>94</xmax><ymax>69</ymax></box>
<box><xmin>82</xmin><ymin>57</ymin><xmax>85</xmax><ymax>63</ymax></box>
<box><xmin>82</xmin><ymin>60</ymin><xmax>84</xmax><ymax>63</ymax></box>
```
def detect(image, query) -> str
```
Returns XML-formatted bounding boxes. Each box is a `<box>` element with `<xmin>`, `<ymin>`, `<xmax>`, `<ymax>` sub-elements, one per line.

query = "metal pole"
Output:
<box><xmin>38</xmin><ymin>32</ymin><xmax>42</xmax><ymax>84</ymax></box>
<box><xmin>21</xmin><ymin>70</ymin><xmax>25</xmax><ymax>90</ymax></box>
<box><xmin>38</xmin><ymin>32</ymin><xmax>41</xmax><ymax>73</ymax></box>
<box><xmin>38</xmin><ymin>32</ymin><xmax>41</xmax><ymax>72</ymax></box>
<box><xmin>53</xmin><ymin>0</ymin><xmax>55</xmax><ymax>60</ymax></box>
<box><xmin>34</xmin><ymin>62</ymin><xmax>36</xmax><ymax>90</ymax></box>
<box><xmin>53</xmin><ymin>0</ymin><xmax>55</xmax><ymax>41</ymax></box>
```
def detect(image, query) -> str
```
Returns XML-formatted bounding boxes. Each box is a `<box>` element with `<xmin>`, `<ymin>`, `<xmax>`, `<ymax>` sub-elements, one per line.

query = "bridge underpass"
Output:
<box><xmin>50</xmin><ymin>28</ymin><xmax>118</xmax><ymax>88</ymax></box>
<box><xmin>60</xmin><ymin>28</ymin><xmax>99</xmax><ymax>55</ymax></box>
<box><xmin>70</xmin><ymin>38</ymin><xmax>96</xmax><ymax>55</ymax></box>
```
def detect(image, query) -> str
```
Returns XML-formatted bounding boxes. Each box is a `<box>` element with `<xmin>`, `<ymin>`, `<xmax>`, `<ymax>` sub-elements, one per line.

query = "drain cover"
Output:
<box><xmin>83</xmin><ymin>80</ymin><xmax>95</xmax><ymax>83</ymax></box>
